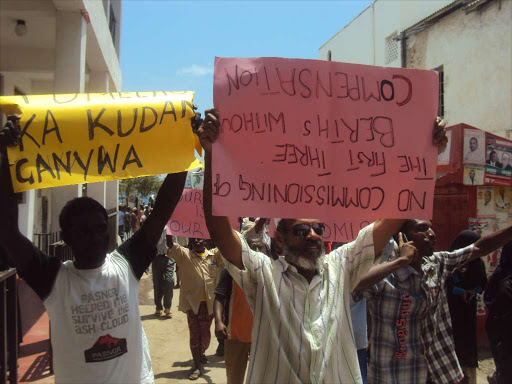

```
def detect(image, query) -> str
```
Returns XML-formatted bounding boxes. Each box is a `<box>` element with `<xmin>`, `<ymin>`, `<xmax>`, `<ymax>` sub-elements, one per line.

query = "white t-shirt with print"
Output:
<box><xmin>44</xmin><ymin>251</ymin><xmax>154</xmax><ymax>384</ymax></box>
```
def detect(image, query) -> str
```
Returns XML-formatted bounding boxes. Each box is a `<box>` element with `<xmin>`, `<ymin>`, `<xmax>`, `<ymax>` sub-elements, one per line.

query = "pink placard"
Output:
<box><xmin>212</xmin><ymin>57</ymin><xmax>439</xmax><ymax>221</ymax></box>
<box><xmin>166</xmin><ymin>189</ymin><xmax>239</xmax><ymax>239</ymax></box>
<box><xmin>268</xmin><ymin>218</ymin><xmax>370</xmax><ymax>243</ymax></box>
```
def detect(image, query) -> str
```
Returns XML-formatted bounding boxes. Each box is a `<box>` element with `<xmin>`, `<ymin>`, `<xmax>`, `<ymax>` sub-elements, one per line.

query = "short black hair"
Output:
<box><xmin>59</xmin><ymin>197</ymin><xmax>108</xmax><ymax>233</ymax></box>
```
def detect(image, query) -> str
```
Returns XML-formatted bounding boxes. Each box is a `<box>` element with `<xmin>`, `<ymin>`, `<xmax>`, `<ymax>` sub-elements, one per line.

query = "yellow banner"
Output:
<box><xmin>0</xmin><ymin>91</ymin><xmax>202</xmax><ymax>192</ymax></box>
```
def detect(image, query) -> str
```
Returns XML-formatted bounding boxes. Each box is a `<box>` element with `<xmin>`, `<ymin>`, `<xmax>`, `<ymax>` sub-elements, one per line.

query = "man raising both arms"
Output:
<box><xmin>195</xmin><ymin>109</ymin><xmax>448</xmax><ymax>384</ymax></box>
<box><xmin>0</xmin><ymin>115</ymin><xmax>194</xmax><ymax>384</ymax></box>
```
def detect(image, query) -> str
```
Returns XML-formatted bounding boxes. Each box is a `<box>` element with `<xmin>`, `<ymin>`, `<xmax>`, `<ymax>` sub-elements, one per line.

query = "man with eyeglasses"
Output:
<box><xmin>195</xmin><ymin>109</ymin><xmax>448</xmax><ymax>384</ymax></box>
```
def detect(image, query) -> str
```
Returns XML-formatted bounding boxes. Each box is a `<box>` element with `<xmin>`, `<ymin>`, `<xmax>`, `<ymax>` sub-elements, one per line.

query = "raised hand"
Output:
<box><xmin>396</xmin><ymin>232</ymin><xmax>418</xmax><ymax>267</ymax></box>
<box><xmin>433</xmin><ymin>116</ymin><xmax>448</xmax><ymax>155</ymax></box>
<box><xmin>195</xmin><ymin>109</ymin><xmax>220</xmax><ymax>153</ymax></box>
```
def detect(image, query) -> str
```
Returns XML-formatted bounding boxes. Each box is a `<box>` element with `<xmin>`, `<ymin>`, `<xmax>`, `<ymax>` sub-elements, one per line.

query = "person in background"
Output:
<box><xmin>131</xmin><ymin>207</ymin><xmax>139</xmax><ymax>233</ymax></box>
<box><xmin>152</xmin><ymin>231</ymin><xmax>175</xmax><ymax>317</ymax></box>
<box><xmin>124</xmin><ymin>206</ymin><xmax>132</xmax><ymax>238</ymax></box>
<box><xmin>118</xmin><ymin>205</ymin><xmax>126</xmax><ymax>241</ymax></box>
<box><xmin>485</xmin><ymin>242</ymin><xmax>512</xmax><ymax>384</ymax></box>
<box><xmin>355</xmin><ymin>220</ymin><xmax>512</xmax><ymax>384</ymax></box>
<box><xmin>167</xmin><ymin>237</ymin><xmax>223</xmax><ymax>380</ymax></box>
<box><xmin>214</xmin><ymin>231</ymin><xmax>270</xmax><ymax>383</ymax></box>
<box><xmin>0</xmin><ymin>114</ymin><xmax>190</xmax><ymax>384</ymax></box>
<box><xmin>447</xmin><ymin>230</ymin><xmax>487</xmax><ymax>384</ymax></box>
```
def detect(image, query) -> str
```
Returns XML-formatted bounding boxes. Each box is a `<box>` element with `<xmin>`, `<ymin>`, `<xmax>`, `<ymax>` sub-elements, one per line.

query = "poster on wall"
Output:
<box><xmin>437</xmin><ymin>130</ymin><xmax>452</xmax><ymax>165</ymax></box>
<box><xmin>463</xmin><ymin>129</ymin><xmax>486</xmax><ymax>165</ymax></box>
<box><xmin>485</xmin><ymin>136</ymin><xmax>512</xmax><ymax>185</ymax></box>
<box><xmin>494</xmin><ymin>186</ymin><xmax>511</xmax><ymax>213</ymax></box>
<box><xmin>469</xmin><ymin>217</ymin><xmax>500</xmax><ymax>278</ymax></box>
<box><xmin>463</xmin><ymin>165</ymin><xmax>485</xmax><ymax>186</ymax></box>
<box><xmin>476</xmin><ymin>186</ymin><xmax>496</xmax><ymax>217</ymax></box>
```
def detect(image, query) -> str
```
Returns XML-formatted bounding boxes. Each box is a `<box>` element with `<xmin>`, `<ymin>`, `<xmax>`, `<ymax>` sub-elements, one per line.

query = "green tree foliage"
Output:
<box><xmin>119</xmin><ymin>175</ymin><xmax>163</xmax><ymax>204</ymax></box>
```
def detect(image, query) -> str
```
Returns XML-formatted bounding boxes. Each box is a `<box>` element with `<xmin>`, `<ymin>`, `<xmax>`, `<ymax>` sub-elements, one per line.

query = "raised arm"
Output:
<box><xmin>139</xmin><ymin>171</ymin><xmax>187</xmax><ymax>248</ymax></box>
<box><xmin>138</xmin><ymin>110</ymin><xmax>203</xmax><ymax>247</ymax></box>
<box><xmin>198</xmin><ymin>109</ymin><xmax>243</xmax><ymax>269</ymax></box>
<box><xmin>470</xmin><ymin>225</ymin><xmax>512</xmax><ymax>262</ymax></box>
<box><xmin>0</xmin><ymin>116</ymin><xmax>39</xmax><ymax>272</ymax></box>
<box><xmin>354</xmin><ymin>233</ymin><xmax>416</xmax><ymax>292</ymax></box>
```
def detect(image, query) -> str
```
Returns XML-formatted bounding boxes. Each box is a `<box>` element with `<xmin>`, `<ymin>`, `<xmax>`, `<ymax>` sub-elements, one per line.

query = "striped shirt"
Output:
<box><xmin>361</xmin><ymin>244</ymin><xmax>474</xmax><ymax>384</ymax></box>
<box><xmin>223</xmin><ymin>224</ymin><xmax>375</xmax><ymax>384</ymax></box>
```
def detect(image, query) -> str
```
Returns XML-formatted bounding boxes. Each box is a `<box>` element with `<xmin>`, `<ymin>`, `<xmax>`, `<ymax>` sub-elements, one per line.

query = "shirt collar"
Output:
<box><xmin>395</xmin><ymin>265</ymin><xmax>420</xmax><ymax>282</ymax></box>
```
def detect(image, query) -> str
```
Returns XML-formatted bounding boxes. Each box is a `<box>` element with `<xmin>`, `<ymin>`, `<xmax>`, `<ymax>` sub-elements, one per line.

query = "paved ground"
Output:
<box><xmin>139</xmin><ymin>273</ymin><xmax>228</xmax><ymax>384</ymax></box>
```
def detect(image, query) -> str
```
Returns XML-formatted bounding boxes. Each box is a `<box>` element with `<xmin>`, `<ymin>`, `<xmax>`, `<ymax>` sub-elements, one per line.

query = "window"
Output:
<box><xmin>327</xmin><ymin>50</ymin><xmax>332</xmax><ymax>61</ymax></box>
<box><xmin>385</xmin><ymin>32</ymin><xmax>399</xmax><ymax>65</ymax></box>
<box><xmin>433</xmin><ymin>65</ymin><xmax>444</xmax><ymax>118</ymax></box>
<box><xmin>109</xmin><ymin>4</ymin><xmax>116</xmax><ymax>45</ymax></box>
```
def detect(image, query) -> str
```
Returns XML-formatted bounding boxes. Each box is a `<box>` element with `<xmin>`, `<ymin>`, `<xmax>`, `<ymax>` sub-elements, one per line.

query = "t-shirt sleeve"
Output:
<box><xmin>20</xmin><ymin>246</ymin><xmax>61</xmax><ymax>301</ymax></box>
<box><xmin>215</xmin><ymin>269</ymin><xmax>233</xmax><ymax>300</ymax></box>
<box><xmin>335</xmin><ymin>223</ymin><xmax>375</xmax><ymax>292</ymax></box>
<box><xmin>117</xmin><ymin>230</ymin><xmax>157</xmax><ymax>280</ymax></box>
<box><xmin>434</xmin><ymin>244</ymin><xmax>474</xmax><ymax>277</ymax></box>
<box><xmin>222</xmin><ymin>232</ymin><xmax>269</xmax><ymax>309</ymax></box>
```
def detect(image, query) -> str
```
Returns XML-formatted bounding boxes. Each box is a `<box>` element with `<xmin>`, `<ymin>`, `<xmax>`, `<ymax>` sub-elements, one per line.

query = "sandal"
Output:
<box><xmin>189</xmin><ymin>369</ymin><xmax>201</xmax><ymax>380</ymax></box>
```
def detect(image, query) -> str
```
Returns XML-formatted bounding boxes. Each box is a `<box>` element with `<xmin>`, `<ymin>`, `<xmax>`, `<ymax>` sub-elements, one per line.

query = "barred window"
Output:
<box><xmin>433</xmin><ymin>66</ymin><xmax>445</xmax><ymax>118</ymax></box>
<box><xmin>385</xmin><ymin>32</ymin><xmax>399</xmax><ymax>65</ymax></box>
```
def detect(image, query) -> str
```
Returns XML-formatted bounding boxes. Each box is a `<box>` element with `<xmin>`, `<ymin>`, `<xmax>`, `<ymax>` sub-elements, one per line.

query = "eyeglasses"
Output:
<box><xmin>292</xmin><ymin>223</ymin><xmax>325</xmax><ymax>238</ymax></box>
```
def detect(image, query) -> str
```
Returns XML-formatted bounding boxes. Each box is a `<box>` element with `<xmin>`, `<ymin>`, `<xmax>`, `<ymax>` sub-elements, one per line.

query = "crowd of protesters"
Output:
<box><xmin>1</xmin><ymin>110</ymin><xmax>511</xmax><ymax>384</ymax></box>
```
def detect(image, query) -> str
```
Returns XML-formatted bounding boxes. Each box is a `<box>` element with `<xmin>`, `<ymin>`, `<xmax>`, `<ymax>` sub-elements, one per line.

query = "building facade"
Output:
<box><xmin>319</xmin><ymin>0</ymin><xmax>511</xmax><ymax>138</ymax></box>
<box><xmin>404</xmin><ymin>0</ymin><xmax>511</xmax><ymax>138</ymax></box>
<box><xmin>0</xmin><ymin>0</ymin><xmax>123</xmax><ymax>239</ymax></box>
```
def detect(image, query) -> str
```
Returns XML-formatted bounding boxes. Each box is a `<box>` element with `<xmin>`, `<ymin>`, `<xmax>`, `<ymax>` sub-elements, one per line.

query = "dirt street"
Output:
<box><xmin>139</xmin><ymin>273</ymin><xmax>228</xmax><ymax>384</ymax></box>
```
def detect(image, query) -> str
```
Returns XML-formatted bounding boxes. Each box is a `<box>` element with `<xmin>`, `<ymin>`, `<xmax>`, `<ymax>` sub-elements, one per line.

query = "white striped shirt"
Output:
<box><xmin>223</xmin><ymin>224</ymin><xmax>375</xmax><ymax>384</ymax></box>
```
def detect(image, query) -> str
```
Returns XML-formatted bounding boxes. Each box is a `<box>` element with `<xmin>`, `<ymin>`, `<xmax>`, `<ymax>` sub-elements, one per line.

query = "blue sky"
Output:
<box><xmin>121</xmin><ymin>0</ymin><xmax>372</xmax><ymax>111</ymax></box>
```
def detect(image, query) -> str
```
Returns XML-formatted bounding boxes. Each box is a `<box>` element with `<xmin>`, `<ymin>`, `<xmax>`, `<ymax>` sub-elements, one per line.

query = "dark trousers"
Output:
<box><xmin>152</xmin><ymin>254</ymin><xmax>174</xmax><ymax>310</ymax></box>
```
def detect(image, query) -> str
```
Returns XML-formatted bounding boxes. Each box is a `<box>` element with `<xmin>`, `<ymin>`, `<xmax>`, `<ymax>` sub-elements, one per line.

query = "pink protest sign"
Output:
<box><xmin>212</xmin><ymin>57</ymin><xmax>439</xmax><ymax>221</ymax></box>
<box><xmin>166</xmin><ymin>189</ymin><xmax>240</xmax><ymax>239</ymax></box>
<box><xmin>167</xmin><ymin>189</ymin><xmax>209</xmax><ymax>239</ymax></box>
<box><xmin>269</xmin><ymin>218</ymin><xmax>371</xmax><ymax>243</ymax></box>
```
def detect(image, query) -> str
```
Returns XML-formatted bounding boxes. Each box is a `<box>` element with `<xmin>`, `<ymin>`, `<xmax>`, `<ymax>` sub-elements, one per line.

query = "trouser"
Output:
<box><xmin>187</xmin><ymin>302</ymin><xmax>214</xmax><ymax>354</ymax></box>
<box><xmin>152</xmin><ymin>255</ymin><xmax>174</xmax><ymax>310</ymax></box>
<box><xmin>225</xmin><ymin>339</ymin><xmax>251</xmax><ymax>384</ymax></box>
<box><xmin>357</xmin><ymin>348</ymin><xmax>368</xmax><ymax>384</ymax></box>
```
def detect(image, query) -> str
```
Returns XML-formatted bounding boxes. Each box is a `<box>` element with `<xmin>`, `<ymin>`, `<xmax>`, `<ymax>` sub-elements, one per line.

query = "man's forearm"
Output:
<box><xmin>372</xmin><ymin>219</ymin><xmax>405</xmax><ymax>258</ymax></box>
<box><xmin>141</xmin><ymin>172</ymin><xmax>187</xmax><ymax>246</ymax></box>
<box><xmin>472</xmin><ymin>225</ymin><xmax>512</xmax><ymax>260</ymax></box>
<box><xmin>214</xmin><ymin>297</ymin><xmax>225</xmax><ymax>324</ymax></box>
<box><xmin>353</xmin><ymin>259</ymin><xmax>404</xmax><ymax>293</ymax></box>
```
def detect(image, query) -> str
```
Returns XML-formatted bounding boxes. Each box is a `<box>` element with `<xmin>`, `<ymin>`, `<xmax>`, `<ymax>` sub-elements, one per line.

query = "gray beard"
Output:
<box><xmin>283</xmin><ymin>244</ymin><xmax>326</xmax><ymax>272</ymax></box>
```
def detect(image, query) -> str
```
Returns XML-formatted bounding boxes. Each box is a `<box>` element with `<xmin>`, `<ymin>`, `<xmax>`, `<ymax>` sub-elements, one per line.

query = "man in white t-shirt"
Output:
<box><xmin>0</xmin><ymin>115</ymin><xmax>194</xmax><ymax>383</ymax></box>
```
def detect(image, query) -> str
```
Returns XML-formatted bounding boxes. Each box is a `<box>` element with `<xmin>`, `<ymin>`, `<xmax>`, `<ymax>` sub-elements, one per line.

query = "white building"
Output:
<box><xmin>0</xmin><ymin>0</ymin><xmax>122</xmax><ymax>240</ymax></box>
<box><xmin>319</xmin><ymin>0</ymin><xmax>512</xmax><ymax>138</ymax></box>
<box><xmin>318</xmin><ymin>0</ymin><xmax>455</xmax><ymax>67</ymax></box>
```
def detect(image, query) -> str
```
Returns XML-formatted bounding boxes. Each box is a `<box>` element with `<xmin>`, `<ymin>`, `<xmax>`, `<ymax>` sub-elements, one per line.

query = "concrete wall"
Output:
<box><xmin>318</xmin><ymin>0</ymin><xmax>454</xmax><ymax>67</ymax></box>
<box><xmin>406</xmin><ymin>0</ymin><xmax>512</xmax><ymax>138</ymax></box>
<box><xmin>0</xmin><ymin>0</ymin><xmax>122</xmax><ymax>236</ymax></box>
